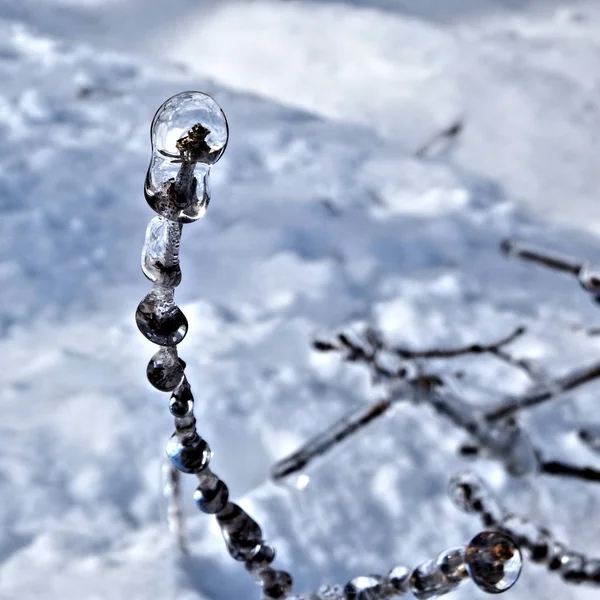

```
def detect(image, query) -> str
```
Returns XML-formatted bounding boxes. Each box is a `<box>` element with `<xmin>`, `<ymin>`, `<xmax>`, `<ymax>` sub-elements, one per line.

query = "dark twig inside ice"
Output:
<box><xmin>500</xmin><ymin>239</ymin><xmax>582</xmax><ymax>276</ymax></box>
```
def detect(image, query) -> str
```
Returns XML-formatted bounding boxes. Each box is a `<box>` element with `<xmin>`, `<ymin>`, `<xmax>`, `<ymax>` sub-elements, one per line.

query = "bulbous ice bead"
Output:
<box><xmin>559</xmin><ymin>553</ymin><xmax>586</xmax><ymax>584</ymax></box>
<box><xmin>217</xmin><ymin>502</ymin><xmax>264</xmax><ymax>561</ymax></box>
<box><xmin>136</xmin><ymin>287</ymin><xmax>188</xmax><ymax>346</ymax></box>
<box><xmin>245</xmin><ymin>542</ymin><xmax>276</xmax><ymax>573</ymax></box>
<box><xmin>147</xmin><ymin>347</ymin><xmax>185</xmax><ymax>391</ymax></box>
<box><xmin>166</xmin><ymin>432</ymin><xmax>211</xmax><ymax>474</ymax></box>
<box><xmin>145</xmin><ymin>91</ymin><xmax>228</xmax><ymax>223</ymax></box>
<box><xmin>528</xmin><ymin>528</ymin><xmax>554</xmax><ymax>564</ymax></box>
<box><xmin>141</xmin><ymin>217</ymin><xmax>182</xmax><ymax>287</ymax></box>
<box><xmin>387</xmin><ymin>566</ymin><xmax>410</xmax><ymax>595</ymax></box>
<box><xmin>260</xmin><ymin>568</ymin><xmax>293</xmax><ymax>599</ymax></box>
<box><xmin>193</xmin><ymin>477</ymin><xmax>229</xmax><ymax>514</ymax></box>
<box><xmin>169</xmin><ymin>380</ymin><xmax>193</xmax><ymax>417</ymax></box>
<box><xmin>465</xmin><ymin>532</ymin><xmax>522</xmax><ymax>593</ymax></box>
<box><xmin>343</xmin><ymin>575</ymin><xmax>388</xmax><ymax>600</ymax></box>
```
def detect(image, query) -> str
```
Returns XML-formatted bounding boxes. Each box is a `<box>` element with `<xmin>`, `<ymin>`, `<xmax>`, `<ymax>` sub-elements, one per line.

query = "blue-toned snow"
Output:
<box><xmin>1</xmin><ymin>2</ymin><xmax>600</xmax><ymax>599</ymax></box>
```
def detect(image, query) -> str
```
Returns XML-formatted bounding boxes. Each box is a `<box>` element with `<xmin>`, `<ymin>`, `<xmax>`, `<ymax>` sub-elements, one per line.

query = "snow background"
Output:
<box><xmin>2</xmin><ymin>0</ymin><xmax>600</xmax><ymax>599</ymax></box>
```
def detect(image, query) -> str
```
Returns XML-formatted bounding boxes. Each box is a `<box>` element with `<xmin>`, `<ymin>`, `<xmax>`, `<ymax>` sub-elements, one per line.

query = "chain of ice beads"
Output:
<box><xmin>449</xmin><ymin>472</ymin><xmax>600</xmax><ymax>586</ymax></box>
<box><xmin>136</xmin><ymin>91</ymin><xmax>523</xmax><ymax>600</ymax></box>
<box><xmin>288</xmin><ymin>527</ymin><xmax>521</xmax><ymax>600</ymax></box>
<box><xmin>136</xmin><ymin>91</ymin><xmax>293</xmax><ymax>600</ymax></box>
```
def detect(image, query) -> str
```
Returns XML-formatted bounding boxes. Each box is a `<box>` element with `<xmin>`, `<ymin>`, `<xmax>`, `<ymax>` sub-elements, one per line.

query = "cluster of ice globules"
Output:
<box><xmin>449</xmin><ymin>472</ymin><xmax>600</xmax><ymax>586</ymax></box>
<box><xmin>286</xmin><ymin>535</ymin><xmax>520</xmax><ymax>600</ymax></box>
<box><xmin>137</xmin><ymin>92</ymin><xmax>292</xmax><ymax>600</ymax></box>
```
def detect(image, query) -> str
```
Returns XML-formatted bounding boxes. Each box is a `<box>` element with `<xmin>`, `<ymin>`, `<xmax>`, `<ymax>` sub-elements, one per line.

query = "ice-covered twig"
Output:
<box><xmin>485</xmin><ymin>358</ymin><xmax>600</xmax><ymax>421</ymax></box>
<box><xmin>449</xmin><ymin>472</ymin><xmax>600</xmax><ymax>585</ymax></box>
<box><xmin>271</xmin><ymin>397</ymin><xmax>394</xmax><ymax>481</ymax></box>
<box><xmin>163</xmin><ymin>461</ymin><xmax>188</xmax><ymax>554</ymax></box>
<box><xmin>137</xmin><ymin>93</ymin><xmax>293</xmax><ymax>599</ymax></box>
<box><xmin>272</xmin><ymin>373</ymin><xmax>540</xmax><ymax>482</ymax></box>
<box><xmin>501</xmin><ymin>238</ymin><xmax>600</xmax><ymax>304</ymax></box>
<box><xmin>500</xmin><ymin>239</ymin><xmax>582</xmax><ymax>276</ymax></box>
<box><xmin>415</xmin><ymin>119</ymin><xmax>465</xmax><ymax>160</ymax></box>
<box><xmin>540</xmin><ymin>460</ymin><xmax>600</xmax><ymax>483</ymax></box>
<box><xmin>317</xmin><ymin>324</ymin><xmax>536</xmax><ymax>383</ymax></box>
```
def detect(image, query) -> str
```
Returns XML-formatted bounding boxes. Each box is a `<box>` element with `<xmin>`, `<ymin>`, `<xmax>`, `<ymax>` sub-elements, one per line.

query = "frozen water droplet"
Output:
<box><xmin>147</xmin><ymin>347</ymin><xmax>185</xmax><ymax>392</ymax></box>
<box><xmin>136</xmin><ymin>287</ymin><xmax>188</xmax><ymax>346</ymax></box>
<box><xmin>141</xmin><ymin>217</ymin><xmax>182</xmax><ymax>287</ymax></box>
<box><xmin>465</xmin><ymin>531</ymin><xmax>522</xmax><ymax>593</ymax></box>
<box><xmin>344</xmin><ymin>575</ymin><xmax>387</xmax><ymax>599</ymax></box>
<box><xmin>145</xmin><ymin>91</ymin><xmax>228</xmax><ymax>223</ymax></box>
<box><xmin>387</xmin><ymin>565</ymin><xmax>410</xmax><ymax>595</ymax></box>
<box><xmin>166</xmin><ymin>432</ymin><xmax>211</xmax><ymax>474</ymax></box>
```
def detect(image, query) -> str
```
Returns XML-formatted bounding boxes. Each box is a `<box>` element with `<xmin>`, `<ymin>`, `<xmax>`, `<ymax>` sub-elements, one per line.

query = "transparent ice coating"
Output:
<box><xmin>141</xmin><ymin>217</ymin><xmax>183</xmax><ymax>287</ymax></box>
<box><xmin>409</xmin><ymin>559</ymin><xmax>459</xmax><ymax>599</ymax></box>
<box><xmin>436</xmin><ymin>548</ymin><xmax>468</xmax><ymax>584</ymax></box>
<box><xmin>145</xmin><ymin>91</ymin><xmax>228</xmax><ymax>223</ymax></box>
<box><xmin>465</xmin><ymin>532</ymin><xmax>522</xmax><ymax>593</ymax></box>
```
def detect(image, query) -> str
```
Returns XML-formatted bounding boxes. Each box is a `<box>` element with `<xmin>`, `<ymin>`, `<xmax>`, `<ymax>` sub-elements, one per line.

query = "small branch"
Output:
<box><xmin>271</xmin><ymin>398</ymin><xmax>394</xmax><ymax>481</ymax></box>
<box><xmin>415</xmin><ymin>118</ymin><xmax>464</xmax><ymax>160</ymax></box>
<box><xmin>393</xmin><ymin>326</ymin><xmax>525</xmax><ymax>359</ymax></box>
<box><xmin>500</xmin><ymin>239</ymin><xmax>582</xmax><ymax>276</ymax></box>
<box><xmin>541</xmin><ymin>460</ymin><xmax>600</xmax><ymax>483</ymax></box>
<box><xmin>486</xmin><ymin>359</ymin><xmax>600</xmax><ymax>421</ymax></box>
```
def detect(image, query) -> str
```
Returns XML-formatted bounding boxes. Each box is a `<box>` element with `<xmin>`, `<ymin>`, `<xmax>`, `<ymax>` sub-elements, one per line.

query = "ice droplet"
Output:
<box><xmin>465</xmin><ymin>532</ymin><xmax>522</xmax><ymax>593</ymax></box>
<box><xmin>136</xmin><ymin>287</ymin><xmax>188</xmax><ymax>346</ymax></box>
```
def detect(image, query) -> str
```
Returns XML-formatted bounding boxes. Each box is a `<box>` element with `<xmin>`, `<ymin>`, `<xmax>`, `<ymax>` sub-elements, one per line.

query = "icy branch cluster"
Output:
<box><xmin>134</xmin><ymin>92</ymin><xmax>524</xmax><ymax>600</ymax></box>
<box><xmin>449</xmin><ymin>472</ymin><xmax>600</xmax><ymax>586</ymax></box>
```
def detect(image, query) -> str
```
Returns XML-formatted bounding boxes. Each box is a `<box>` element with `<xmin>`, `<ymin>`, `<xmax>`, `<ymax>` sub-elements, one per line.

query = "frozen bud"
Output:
<box><xmin>145</xmin><ymin>91</ymin><xmax>228</xmax><ymax>223</ymax></box>
<box><xmin>465</xmin><ymin>531</ymin><xmax>522</xmax><ymax>593</ymax></box>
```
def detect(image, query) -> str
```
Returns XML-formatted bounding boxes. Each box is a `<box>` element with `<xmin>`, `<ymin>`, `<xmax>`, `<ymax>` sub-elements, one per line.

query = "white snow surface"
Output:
<box><xmin>2</xmin><ymin>1</ymin><xmax>600</xmax><ymax>599</ymax></box>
